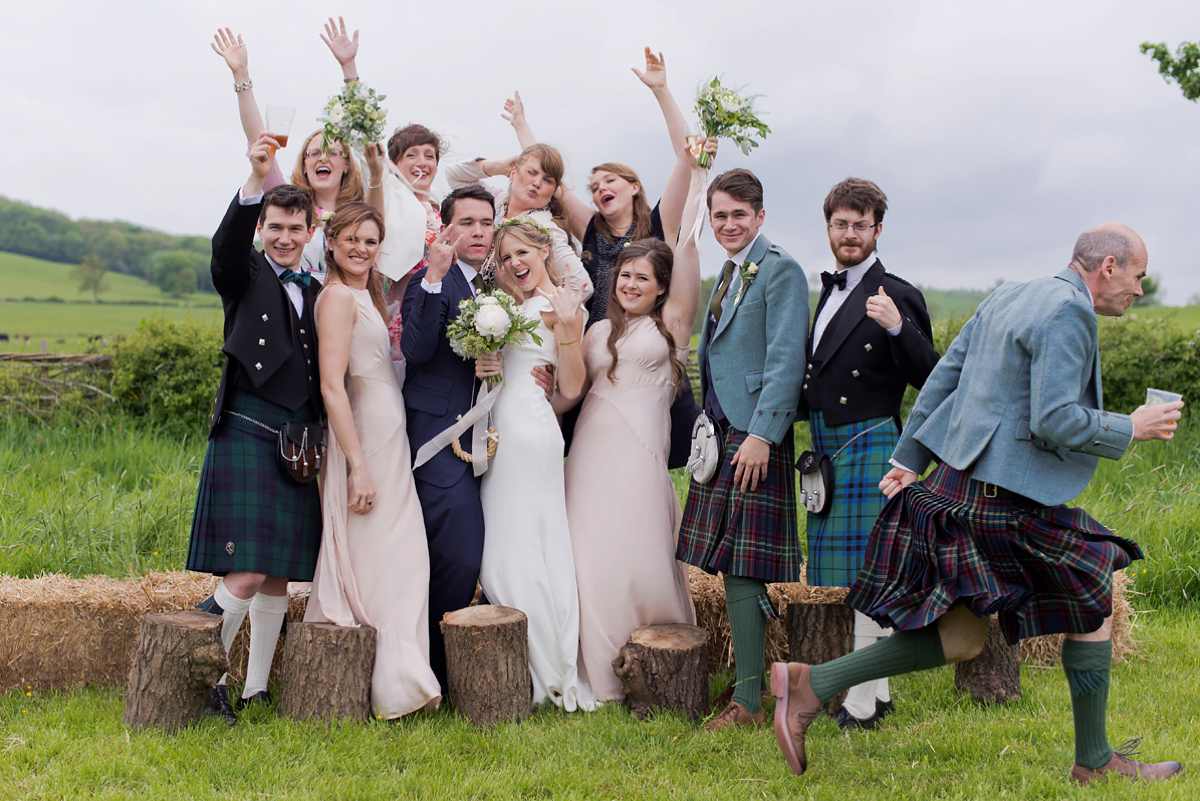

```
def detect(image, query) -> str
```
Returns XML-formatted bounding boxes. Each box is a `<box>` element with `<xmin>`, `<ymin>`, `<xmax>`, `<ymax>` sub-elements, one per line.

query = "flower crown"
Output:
<box><xmin>495</xmin><ymin>217</ymin><xmax>552</xmax><ymax>239</ymax></box>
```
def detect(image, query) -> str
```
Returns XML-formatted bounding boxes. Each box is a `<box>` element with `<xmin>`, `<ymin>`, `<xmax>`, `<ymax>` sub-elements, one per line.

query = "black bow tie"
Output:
<box><xmin>280</xmin><ymin>269</ymin><xmax>313</xmax><ymax>288</ymax></box>
<box><xmin>821</xmin><ymin>270</ymin><xmax>847</xmax><ymax>291</ymax></box>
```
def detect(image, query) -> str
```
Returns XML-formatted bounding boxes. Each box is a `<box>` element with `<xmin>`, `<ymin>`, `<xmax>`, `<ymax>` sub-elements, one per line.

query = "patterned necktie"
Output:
<box><xmin>708</xmin><ymin>259</ymin><xmax>737</xmax><ymax>323</ymax></box>
<box><xmin>821</xmin><ymin>270</ymin><xmax>847</xmax><ymax>291</ymax></box>
<box><xmin>280</xmin><ymin>269</ymin><xmax>313</xmax><ymax>288</ymax></box>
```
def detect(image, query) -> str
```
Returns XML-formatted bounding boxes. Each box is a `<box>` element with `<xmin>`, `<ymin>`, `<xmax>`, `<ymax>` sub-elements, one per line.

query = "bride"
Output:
<box><xmin>473</xmin><ymin>218</ymin><xmax>593</xmax><ymax>711</ymax></box>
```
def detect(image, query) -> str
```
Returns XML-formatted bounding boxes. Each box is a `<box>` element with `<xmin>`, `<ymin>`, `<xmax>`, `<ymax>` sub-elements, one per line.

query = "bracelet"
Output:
<box><xmin>233</xmin><ymin>80</ymin><xmax>253</xmax><ymax>93</ymax></box>
<box><xmin>343</xmin><ymin>76</ymin><xmax>359</xmax><ymax>84</ymax></box>
<box><xmin>557</xmin><ymin>337</ymin><xmax>578</xmax><ymax>346</ymax></box>
<box><xmin>366</xmin><ymin>178</ymin><xmax>382</xmax><ymax>189</ymax></box>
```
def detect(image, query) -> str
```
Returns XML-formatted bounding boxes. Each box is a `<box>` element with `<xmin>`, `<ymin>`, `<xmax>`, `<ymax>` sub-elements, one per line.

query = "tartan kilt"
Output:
<box><xmin>186</xmin><ymin>391</ymin><xmax>323</xmax><ymax>581</ymax></box>
<box><xmin>845</xmin><ymin>463</ymin><xmax>1143</xmax><ymax>644</ymax></box>
<box><xmin>676</xmin><ymin>428</ymin><xmax>800</xmax><ymax>583</ymax></box>
<box><xmin>805</xmin><ymin>412</ymin><xmax>898</xmax><ymax>588</ymax></box>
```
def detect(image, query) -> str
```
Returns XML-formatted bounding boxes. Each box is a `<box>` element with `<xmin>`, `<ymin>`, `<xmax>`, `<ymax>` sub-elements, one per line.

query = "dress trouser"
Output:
<box><xmin>414</xmin><ymin>473</ymin><xmax>484</xmax><ymax>694</ymax></box>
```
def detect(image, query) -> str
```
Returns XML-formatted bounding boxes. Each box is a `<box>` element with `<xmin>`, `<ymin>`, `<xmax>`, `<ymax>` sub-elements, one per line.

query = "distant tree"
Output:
<box><xmin>154</xmin><ymin>250</ymin><xmax>202</xmax><ymax>298</ymax></box>
<box><xmin>1141</xmin><ymin>40</ymin><xmax>1200</xmax><ymax>100</ymax></box>
<box><xmin>71</xmin><ymin>254</ymin><xmax>110</xmax><ymax>302</ymax></box>
<box><xmin>1133</xmin><ymin>275</ymin><xmax>1162</xmax><ymax>307</ymax></box>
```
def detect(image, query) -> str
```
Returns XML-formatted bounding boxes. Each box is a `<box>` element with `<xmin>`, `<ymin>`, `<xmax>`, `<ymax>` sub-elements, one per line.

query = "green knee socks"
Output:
<box><xmin>809</xmin><ymin>623</ymin><xmax>945</xmax><ymax>703</ymax></box>
<box><xmin>1062</xmin><ymin>638</ymin><xmax>1114</xmax><ymax>770</ymax></box>
<box><xmin>724</xmin><ymin>575</ymin><xmax>769</xmax><ymax>715</ymax></box>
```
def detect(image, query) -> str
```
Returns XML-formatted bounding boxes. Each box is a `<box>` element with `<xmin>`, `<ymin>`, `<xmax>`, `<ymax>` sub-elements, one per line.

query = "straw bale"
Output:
<box><xmin>689</xmin><ymin>566</ymin><xmax>1136</xmax><ymax>674</ymax></box>
<box><xmin>0</xmin><ymin>572</ymin><xmax>310</xmax><ymax>691</ymax></box>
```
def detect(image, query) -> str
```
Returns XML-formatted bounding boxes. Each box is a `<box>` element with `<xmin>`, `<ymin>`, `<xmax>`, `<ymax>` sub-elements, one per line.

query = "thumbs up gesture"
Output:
<box><xmin>865</xmin><ymin>285</ymin><xmax>902</xmax><ymax>330</ymax></box>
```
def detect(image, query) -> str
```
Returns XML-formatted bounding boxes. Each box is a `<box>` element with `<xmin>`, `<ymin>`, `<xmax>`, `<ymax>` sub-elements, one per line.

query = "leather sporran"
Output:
<box><xmin>278</xmin><ymin>422</ymin><xmax>324</xmax><ymax>483</ymax></box>
<box><xmin>685</xmin><ymin>412</ymin><xmax>722</xmax><ymax>485</ymax></box>
<box><xmin>796</xmin><ymin>450</ymin><xmax>833</xmax><ymax>515</ymax></box>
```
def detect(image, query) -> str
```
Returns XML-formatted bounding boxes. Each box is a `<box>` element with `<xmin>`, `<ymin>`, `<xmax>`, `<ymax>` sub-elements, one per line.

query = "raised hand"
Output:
<box><xmin>501</xmin><ymin>91</ymin><xmax>526</xmax><ymax>128</ymax></box>
<box><xmin>631</xmin><ymin>46</ymin><xmax>667</xmax><ymax>91</ymax></box>
<box><xmin>248</xmin><ymin>131</ymin><xmax>281</xmax><ymax>177</ymax></box>
<box><xmin>426</xmin><ymin>229</ymin><xmax>462</xmax><ymax>284</ymax></box>
<box><xmin>538</xmin><ymin>283</ymin><xmax>583</xmax><ymax>344</ymax></box>
<box><xmin>866</xmin><ymin>285</ymin><xmax>902</xmax><ymax>330</ymax></box>
<box><xmin>686</xmin><ymin>136</ymin><xmax>718</xmax><ymax>168</ymax></box>
<box><xmin>364</xmin><ymin>142</ymin><xmax>387</xmax><ymax>183</ymax></box>
<box><xmin>211</xmin><ymin>28</ymin><xmax>248</xmax><ymax>77</ymax></box>
<box><xmin>320</xmin><ymin>16</ymin><xmax>359</xmax><ymax>67</ymax></box>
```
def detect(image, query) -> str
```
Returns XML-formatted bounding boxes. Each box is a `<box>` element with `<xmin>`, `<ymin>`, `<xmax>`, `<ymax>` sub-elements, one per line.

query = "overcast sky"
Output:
<box><xmin>5</xmin><ymin>1</ymin><xmax>1200</xmax><ymax>301</ymax></box>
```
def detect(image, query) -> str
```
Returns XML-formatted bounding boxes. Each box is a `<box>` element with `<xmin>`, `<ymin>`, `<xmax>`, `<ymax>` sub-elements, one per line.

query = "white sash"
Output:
<box><xmin>411</xmin><ymin>381</ymin><xmax>502</xmax><ymax>477</ymax></box>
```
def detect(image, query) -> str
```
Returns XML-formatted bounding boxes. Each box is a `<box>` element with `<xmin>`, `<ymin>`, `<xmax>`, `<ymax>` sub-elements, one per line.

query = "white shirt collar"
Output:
<box><xmin>728</xmin><ymin>234</ymin><xmax>762</xmax><ymax>267</ymax></box>
<box><xmin>832</xmin><ymin>252</ymin><xmax>878</xmax><ymax>293</ymax></box>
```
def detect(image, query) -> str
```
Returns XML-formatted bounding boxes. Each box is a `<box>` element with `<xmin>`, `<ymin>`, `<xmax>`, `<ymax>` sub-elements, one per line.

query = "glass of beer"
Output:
<box><xmin>264</xmin><ymin>104</ymin><xmax>296</xmax><ymax>155</ymax></box>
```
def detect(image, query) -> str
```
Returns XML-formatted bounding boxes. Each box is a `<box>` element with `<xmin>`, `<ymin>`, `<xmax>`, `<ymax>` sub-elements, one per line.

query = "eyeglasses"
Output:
<box><xmin>828</xmin><ymin>221</ymin><xmax>878</xmax><ymax>233</ymax></box>
<box><xmin>305</xmin><ymin>148</ymin><xmax>346</xmax><ymax>160</ymax></box>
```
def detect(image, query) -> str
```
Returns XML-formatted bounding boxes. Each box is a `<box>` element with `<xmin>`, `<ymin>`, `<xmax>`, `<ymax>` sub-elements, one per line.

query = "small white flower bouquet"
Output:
<box><xmin>694</xmin><ymin>76</ymin><xmax>771</xmax><ymax>167</ymax></box>
<box><xmin>319</xmin><ymin>81</ymin><xmax>388</xmax><ymax>152</ymax></box>
<box><xmin>445</xmin><ymin>291</ymin><xmax>542</xmax><ymax>381</ymax></box>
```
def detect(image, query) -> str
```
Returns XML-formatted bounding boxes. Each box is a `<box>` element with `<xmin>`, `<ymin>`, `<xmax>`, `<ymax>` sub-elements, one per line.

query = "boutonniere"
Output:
<box><xmin>318</xmin><ymin>208</ymin><xmax>334</xmax><ymax>226</ymax></box>
<box><xmin>733</xmin><ymin>260</ymin><xmax>759</xmax><ymax>304</ymax></box>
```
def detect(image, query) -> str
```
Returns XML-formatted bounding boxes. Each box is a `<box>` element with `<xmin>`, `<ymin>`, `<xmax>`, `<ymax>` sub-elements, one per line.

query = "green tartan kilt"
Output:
<box><xmin>805</xmin><ymin>412</ymin><xmax>899</xmax><ymax>588</ymax></box>
<box><xmin>186</xmin><ymin>391</ymin><xmax>322</xmax><ymax>580</ymax></box>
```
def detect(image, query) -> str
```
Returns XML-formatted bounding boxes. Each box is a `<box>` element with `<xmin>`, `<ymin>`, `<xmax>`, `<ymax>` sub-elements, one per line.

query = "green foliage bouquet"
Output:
<box><xmin>319</xmin><ymin>81</ymin><xmax>388</xmax><ymax>151</ymax></box>
<box><xmin>694</xmin><ymin>76</ymin><xmax>771</xmax><ymax>167</ymax></box>
<box><xmin>446</xmin><ymin>290</ymin><xmax>542</xmax><ymax>381</ymax></box>
<box><xmin>1141</xmin><ymin>40</ymin><xmax>1200</xmax><ymax>101</ymax></box>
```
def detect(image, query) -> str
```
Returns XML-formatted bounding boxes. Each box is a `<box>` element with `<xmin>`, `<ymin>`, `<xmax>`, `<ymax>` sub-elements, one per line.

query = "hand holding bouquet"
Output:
<box><xmin>446</xmin><ymin>291</ymin><xmax>542</xmax><ymax>381</ymax></box>
<box><xmin>694</xmin><ymin>76</ymin><xmax>770</xmax><ymax>167</ymax></box>
<box><xmin>319</xmin><ymin>81</ymin><xmax>388</xmax><ymax>152</ymax></box>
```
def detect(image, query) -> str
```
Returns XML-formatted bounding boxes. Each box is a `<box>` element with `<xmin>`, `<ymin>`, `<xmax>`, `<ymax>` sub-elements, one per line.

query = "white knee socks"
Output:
<box><xmin>242</xmin><ymin>592</ymin><xmax>289</xmax><ymax>698</ymax></box>
<box><xmin>213</xmin><ymin>580</ymin><xmax>252</xmax><ymax>686</ymax></box>
<box><xmin>843</xmin><ymin>610</ymin><xmax>892</xmax><ymax>719</ymax></box>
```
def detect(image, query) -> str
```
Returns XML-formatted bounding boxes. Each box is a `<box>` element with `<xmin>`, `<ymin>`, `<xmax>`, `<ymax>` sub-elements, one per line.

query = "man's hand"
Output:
<box><xmin>426</xmin><ymin>229</ymin><xmax>460</xmax><ymax>285</ymax></box>
<box><xmin>531</xmin><ymin>365</ymin><xmax>555</xmax><ymax>400</ymax></box>
<box><xmin>879</xmin><ymin>467</ymin><xmax>918</xmax><ymax>499</ymax></box>
<box><xmin>1131</xmin><ymin>400</ymin><xmax>1184</xmax><ymax>441</ymax></box>
<box><xmin>730</xmin><ymin>436</ymin><xmax>770</xmax><ymax>492</ymax></box>
<box><xmin>866</xmin><ymin>286</ymin><xmax>902</xmax><ymax>330</ymax></box>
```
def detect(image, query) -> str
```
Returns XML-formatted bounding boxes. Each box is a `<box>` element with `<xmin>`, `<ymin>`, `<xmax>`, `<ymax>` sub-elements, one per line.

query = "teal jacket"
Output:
<box><xmin>892</xmin><ymin>268</ymin><xmax>1134</xmax><ymax>506</ymax></box>
<box><xmin>698</xmin><ymin>235</ymin><xmax>808</xmax><ymax>445</ymax></box>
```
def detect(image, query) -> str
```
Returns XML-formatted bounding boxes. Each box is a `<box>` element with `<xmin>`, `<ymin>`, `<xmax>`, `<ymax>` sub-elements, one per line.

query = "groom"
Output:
<box><xmin>402</xmin><ymin>184</ymin><xmax>495</xmax><ymax>693</ymax></box>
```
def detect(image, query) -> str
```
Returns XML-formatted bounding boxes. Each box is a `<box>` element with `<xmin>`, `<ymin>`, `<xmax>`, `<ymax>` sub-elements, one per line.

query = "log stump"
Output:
<box><xmin>786</xmin><ymin>602</ymin><xmax>854</xmax><ymax>714</ymax></box>
<box><xmin>441</xmin><ymin>605</ymin><xmax>531</xmax><ymax>726</ymax></box>
<box><xmin>613</xmin><ymin>623</ymin><xmax>709</xmax><ymax>720</ymax></box>
<box><xmin>278</xmin><ymin>622</ymin><xmax>376</xmax><ymax>723</ymax></box>
<box><xmin>123</xmin><ymin>611</ymin><xmax>228</xmax><ymax>732</ymax></box>
<box><xmin>955</xmin><ymin>616</ymin><xmax>1021</xmax><ymax>704</ymax></box>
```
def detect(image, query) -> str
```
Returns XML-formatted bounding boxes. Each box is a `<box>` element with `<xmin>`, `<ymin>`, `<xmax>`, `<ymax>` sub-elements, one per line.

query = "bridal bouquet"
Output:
<box><xmin>694</xmin><ymin>76</ymin><xmax>771</xmax><ymax>167</ymax></box>
<box><xmin>319</xmin><ymin>81</ymin><xmax>388</xmax><ymax>151</ymax></box>
<box><xmin>446</xmin><ymin>291</ymin><xmax>542</xmax><ymax>380</ymax></box>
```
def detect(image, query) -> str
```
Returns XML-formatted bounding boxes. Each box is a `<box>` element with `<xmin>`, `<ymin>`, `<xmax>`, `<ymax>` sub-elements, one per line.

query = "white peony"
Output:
<box><xmin>328</xmin><ymin>103</ymin><xmax>345</xmax><ymax>123</ymax></box>
<box><xmin>474</xmin><ymin>305</ymin><xmax>511</xmax><ymax>338</ymax></box>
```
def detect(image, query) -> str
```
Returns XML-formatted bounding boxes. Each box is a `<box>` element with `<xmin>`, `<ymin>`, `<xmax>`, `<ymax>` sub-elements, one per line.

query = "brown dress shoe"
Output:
<box><xmin>1071</xmin><ymin>740</ymin><xmax>1183</xmax><ymax>785</ymax></box>
<box><xmin>703</xmin><ymin>701</ymin><xmax>764</xmax><ymax>731</ymax></box>
<box><xmin>770</xmin><ymin>662</ymin><xmax>823</xmax><ymax>775</ymax></box>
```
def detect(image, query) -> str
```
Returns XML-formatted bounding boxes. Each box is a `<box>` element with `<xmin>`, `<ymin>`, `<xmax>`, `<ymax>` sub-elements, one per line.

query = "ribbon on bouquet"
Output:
<box><xmin>412</xmin><ymin>380</ymin><xmax>502</xmax><ymax>477</ymax></box>
<box><xmin>685</xmin><ymin>167</ymin><xmax>712</xmax><ymax>254</ymax></box>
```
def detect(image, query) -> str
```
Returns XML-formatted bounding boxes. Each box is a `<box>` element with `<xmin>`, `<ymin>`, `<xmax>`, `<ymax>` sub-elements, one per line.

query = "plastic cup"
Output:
<box><xmin>264</xmin><ymin>104</ymin><xmax>296</xmax><ymax>153</ymax></box>
<box><xmin>1146</xmin><ymin>388</ymin><xmax>1183</xmax><ymax>405</ymax></box>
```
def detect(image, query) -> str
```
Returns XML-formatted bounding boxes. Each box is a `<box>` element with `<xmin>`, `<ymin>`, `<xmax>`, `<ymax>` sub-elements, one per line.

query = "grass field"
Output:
<box><xmin>2</xmin><ymin>609</ymin><xmax>1198</xmax><ymax>799</ymax></box>
<box><xmin>0</xmin><ymin>251</ymin><xmax>219</xmax><ymax>353</ymax></box>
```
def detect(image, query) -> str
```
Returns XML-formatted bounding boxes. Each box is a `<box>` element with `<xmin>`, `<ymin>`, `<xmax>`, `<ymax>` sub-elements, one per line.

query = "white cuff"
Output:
<box><xmin>886</xmin><ymin>320</ymin><xmax>903</xmax><ymax>336</ymax></box>
<box><xmin>421</xmin><ymin>278</ymin><xmax>443</xmax><ymax>294</ymax></box>
<box><xmin>239</xmin><ymin>188</ymin><xmax>264</xmax><ymax>205</ymax></box>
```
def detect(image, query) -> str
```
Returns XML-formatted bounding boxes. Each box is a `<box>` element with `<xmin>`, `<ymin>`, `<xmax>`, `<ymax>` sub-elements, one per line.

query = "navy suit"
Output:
<box><xmin>401</xmin><ymin>263</ymin><xmax>484</xmax><ymax>692</ymax></box>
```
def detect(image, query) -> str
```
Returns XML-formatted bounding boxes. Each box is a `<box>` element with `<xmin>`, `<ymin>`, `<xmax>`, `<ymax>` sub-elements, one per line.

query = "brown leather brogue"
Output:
<box><xmin>1071</xmin><ymin>741</ymin><xmax>1183</xmax><ymax>785</ymax></box>
<box><xmin>702</xmin><ymin>701</ymin><xmax>764</xmax><ymax>731</ymax></box>
<box><xmin>770</xmin><ymin>662</ymin><xmax>823</xmax><ymax>775</ymax></box>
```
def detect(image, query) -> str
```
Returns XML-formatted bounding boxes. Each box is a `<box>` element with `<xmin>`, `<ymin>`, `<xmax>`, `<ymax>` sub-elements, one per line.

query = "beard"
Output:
<box><xmin>833</xmin><ymin>238</ymin><xmax>877</xmax><ymax>269</ymax></box>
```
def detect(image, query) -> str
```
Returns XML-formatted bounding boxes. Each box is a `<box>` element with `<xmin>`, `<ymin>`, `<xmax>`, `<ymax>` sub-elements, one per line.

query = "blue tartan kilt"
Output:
<box><xmin>186</xmin><ymin>391</ymin><xmax>322</xmax><ymax>581</ymax></box>
<box><xmin>845</xmin><ymin>463</ymin><xmax>1143</xmax><ymax>644</ymax></box>
<box><xmin>677</xmin><ymin>428</ymin><xmax>800</xmax><ymax>584</ymax></box>
<box><xmin>805</xmin><ymin>412</ymin><xmax>898</xmax><ymax>588</ymax></box>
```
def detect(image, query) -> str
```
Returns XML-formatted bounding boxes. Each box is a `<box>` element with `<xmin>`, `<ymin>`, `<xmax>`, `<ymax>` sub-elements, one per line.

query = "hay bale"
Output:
<box><xmin>689</xmin><ymin>566</ymin><xmax>1135</xmax><ymax>674</ymax></box>
<box><xmin>0</xmin><ymin>572</ymin><xmax>310</xmax><ymax>692</ymax></box>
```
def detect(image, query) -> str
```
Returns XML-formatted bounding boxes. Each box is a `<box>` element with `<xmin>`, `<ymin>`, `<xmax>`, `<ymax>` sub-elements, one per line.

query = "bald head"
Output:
<box><xmin>1070</xmin><ymin>223</ymin><xmax>1145</xmax><ymax>273</ymax></box>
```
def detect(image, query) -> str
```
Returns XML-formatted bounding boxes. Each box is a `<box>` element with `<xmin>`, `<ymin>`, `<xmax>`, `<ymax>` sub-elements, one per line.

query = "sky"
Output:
<box><xmin>5</xmin><ymin>0</ymin><xmax>1200</xmax><ymax>301</ymax></box>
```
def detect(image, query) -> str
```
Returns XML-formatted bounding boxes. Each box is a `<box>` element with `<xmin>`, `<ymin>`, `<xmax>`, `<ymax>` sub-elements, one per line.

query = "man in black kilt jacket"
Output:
<box><xmin>187</xmin><ymin>132</ymin><xmax>324</xmax><ymax>722</ymax></box>
<box><xmin>771</xmin><ymin>223</ymin><xmax>1185</xmax><ymax>784</ymax></box>
<box><xmin>799</xmin><ymin>178</ymin><xmax>937</xmax><ymax>730</ymax></box>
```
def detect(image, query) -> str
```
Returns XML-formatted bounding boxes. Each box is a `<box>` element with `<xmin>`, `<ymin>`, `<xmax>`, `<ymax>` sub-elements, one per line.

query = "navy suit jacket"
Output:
<box><xmin>401</xmin><ymin>264</ymin><xmax>478</xmax><ymax>488</ymax></box>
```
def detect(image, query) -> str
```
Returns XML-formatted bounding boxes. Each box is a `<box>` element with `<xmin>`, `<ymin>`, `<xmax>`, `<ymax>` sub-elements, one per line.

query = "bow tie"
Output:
<box><xmin>821</xmin><ymin>270</ymin><xmax>847</xmax><ymax>291</ymax></box>
<box><xmin>280</xmin><ymin>269</ymin><xmax>313</xmax><ymax>288</ymax></box>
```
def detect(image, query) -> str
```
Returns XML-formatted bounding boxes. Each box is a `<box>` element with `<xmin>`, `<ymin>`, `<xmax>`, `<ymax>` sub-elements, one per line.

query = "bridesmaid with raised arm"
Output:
<box><xmin>211</xmin><ymin>26</ymin><xmax>364</xmax><ymax>283</ymax></box>
<box><xmin>563</xmin><ymin>142</ymin><xmax>713</xmax><ymax>702</ymax></box>
<box><xmin>473</xmin><ymin>219</ymin><xmax>594</xmax><ymax>712</ymax></box>
<box><xmin>305</xmin><ymin>202</ymin><xmax>440</xmax><ymax>718</ymax></box>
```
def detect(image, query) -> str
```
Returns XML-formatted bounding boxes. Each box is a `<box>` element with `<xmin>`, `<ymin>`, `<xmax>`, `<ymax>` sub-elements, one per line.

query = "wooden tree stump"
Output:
<box><xmin>278</xmin><ymin>622</ymin><xmax>376</xmax><ymax>723</ymax></box>
<box><xmin>786</xmin><ymin>602</ymin><xmax>854</xmax><ymax>714</ymax></box>
<box><xmin>441</xmin><ymin>605</ymin><xmax>531</xmax><ymax>726</ymax></box>
<box><xmin>123</xmin><ymin>611</ymin><xmax>228</xmax><ymax>733</ymax></box>
<box><xmin>613</xmin><ymin>623</ymin><xmax>709</xmax><ymax>720</ymax></box>
<box><xmin>955</xmin><ymin>615</ymin><xmax>1021</xmax><ymax>704</ymax></box>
